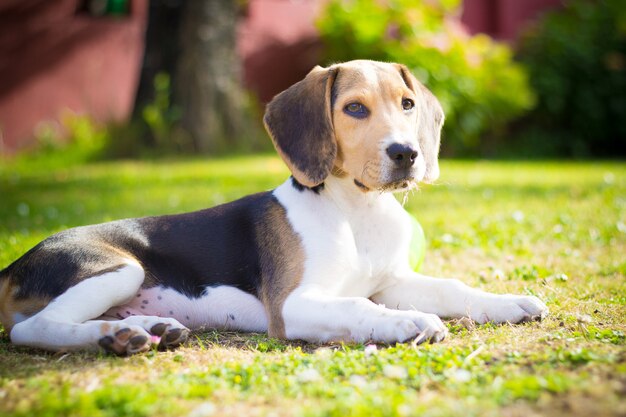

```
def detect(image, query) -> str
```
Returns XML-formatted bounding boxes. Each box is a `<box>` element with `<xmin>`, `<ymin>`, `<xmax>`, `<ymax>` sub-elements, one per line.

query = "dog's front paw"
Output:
<box><xmin>375</xmin><ymin>311</ymin><xmax>448</xmax><ymax>344</ymax></box>
<box><xmin>410</xmin><ymin>311</ymin><xmax>448</xmax><ymax>344</ymax></box>
<box><xmin>471</xmin><ymin>294</ymin><xmax>548</xmax><ymax>324</ymax></box>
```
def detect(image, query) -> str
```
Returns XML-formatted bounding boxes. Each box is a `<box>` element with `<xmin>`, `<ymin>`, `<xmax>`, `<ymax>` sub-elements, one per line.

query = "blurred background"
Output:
<box><xmin>0</xmin><ymin>0</ymin><xmax>624</xmax><ymax>160</ymax></box>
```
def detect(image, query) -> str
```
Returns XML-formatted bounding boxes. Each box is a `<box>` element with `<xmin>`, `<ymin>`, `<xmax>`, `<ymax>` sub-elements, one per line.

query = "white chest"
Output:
<box><xmin>274</xmin><ymin>178</ymin><xmax>412</xmax><ymax>297</ymax></box>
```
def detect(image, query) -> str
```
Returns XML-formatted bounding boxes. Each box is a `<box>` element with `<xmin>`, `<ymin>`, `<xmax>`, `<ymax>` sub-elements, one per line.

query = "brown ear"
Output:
<box><xmin>263</xmin><ymin>66</ymin><xmax>338</xmax><ymax>187</ymax></box>
<box><xmin>398</xmin><ymin>65</ymin><xmax>444</xmax><ymax>183</ymax></box>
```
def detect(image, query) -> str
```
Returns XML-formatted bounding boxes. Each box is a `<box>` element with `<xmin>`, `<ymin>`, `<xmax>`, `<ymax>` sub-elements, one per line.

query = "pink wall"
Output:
<box><xmin>461</xmin><ymin>0</ymin><xmax>563</xmax><ymax>40</ymax></box>
<box><xmin>238</xmin><ymin>0</ymin><xmax>325</xmax><ymax>104</ymax></box>
<box><xmin>0</xmin><ymin>0</ymin><xmax>147</xmax><ymax>153</ymax></box>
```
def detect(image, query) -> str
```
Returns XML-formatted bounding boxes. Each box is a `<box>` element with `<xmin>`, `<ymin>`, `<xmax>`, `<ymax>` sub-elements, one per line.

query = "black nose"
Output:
<box><xmin>386</xmin><ymin>143</ymin><xmax>418</xmax><ymax>168</ymax></box>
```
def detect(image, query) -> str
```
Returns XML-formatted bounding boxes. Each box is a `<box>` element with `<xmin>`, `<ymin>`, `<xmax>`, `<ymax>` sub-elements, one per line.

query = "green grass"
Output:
<box><xmin>0</xmin><ymin>155</ymin><xmax>625</xmax><ymax>417</ymax></box>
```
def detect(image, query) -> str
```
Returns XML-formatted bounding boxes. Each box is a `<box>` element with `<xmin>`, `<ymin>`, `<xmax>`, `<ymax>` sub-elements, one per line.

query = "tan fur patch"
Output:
<box><xmin>256</xmin><ymin>200</ymin><xmax>304</xmax><ymax>338</ymax></box>
<box><xmin>331</xmin><ymin>61</ymin><xmax>420</xmax><ymax>189</ymax></box>
<box><xmin>0</xmin><ymin>279</ymin><xmax>50</xmax><ymax>333</ymax></box>
<box><xmin>100</xmin><ymin>322</ymin><xmax>111</xmax><ymax>335</ymax></box>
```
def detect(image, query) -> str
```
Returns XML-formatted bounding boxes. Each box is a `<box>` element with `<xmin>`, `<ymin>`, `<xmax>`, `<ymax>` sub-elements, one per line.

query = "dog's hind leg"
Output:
<box><xmin>9</xmin><ymin>261</ymin><xmax>170</xmax><ymax>354</ymax></box>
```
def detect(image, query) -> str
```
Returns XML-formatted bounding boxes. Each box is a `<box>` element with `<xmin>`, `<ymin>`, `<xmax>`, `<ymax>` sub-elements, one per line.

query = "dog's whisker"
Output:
<box><xmin>401</xmin><ymin>190</ymin><xmax>410</xmax><ymax>207</ymax></box>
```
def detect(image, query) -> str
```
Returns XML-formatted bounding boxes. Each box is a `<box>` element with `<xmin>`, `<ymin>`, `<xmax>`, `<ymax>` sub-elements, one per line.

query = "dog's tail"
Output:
<box><xmin>0</xmin><ymin>262</ymin><xmax>56</xmax><ymax>334</ymax></box>
<box><xmin>0</xmin><ymin>271</ymin><xmax>16</xmax><ymax>333</ymax></box>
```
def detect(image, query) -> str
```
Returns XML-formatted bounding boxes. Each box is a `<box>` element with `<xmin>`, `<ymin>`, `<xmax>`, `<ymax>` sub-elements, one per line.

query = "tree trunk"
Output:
<box><xmin>133</xmin><ymin>0</ymin><xmax>183</xmax><ymax>118</ymax></box>
<box><xmin>175</xmin><ymin>0</ymin><xmax>253</xmax><ymax>153</ymax></box>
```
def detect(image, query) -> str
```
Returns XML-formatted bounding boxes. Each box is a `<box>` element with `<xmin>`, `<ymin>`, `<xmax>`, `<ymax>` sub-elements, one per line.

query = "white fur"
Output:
<box><xmin>274</xmin><ymin>176</ymin><xmax>548</xmax><ymax>344</ymax></box>
<box><xmin>371</xmin><ymin>274</ymin><xmax>548</xmax><ymax>324</ymax></box>
<box><xmin>11</xmin><ymin>261</ymin><xmax>147</xmax><ymax>351</ymax></box>
<box><xmin>10</xmin><ymin>258</ymin><xmax>268</xmax><ymax>352</ymax></box>
<box><xmin>359</xmin><ymin>64</ymin><xmax>381</xmax><ymax>87</ymax></box>
<box><xmin>105</xmin><ymin>285</ymin><xmax>268</xmax><ymax>332</ymax></box>
<box><xmin>275</xmin><ymin>176</ymin><xmax>411</xmax><ymax>299</ymax></box>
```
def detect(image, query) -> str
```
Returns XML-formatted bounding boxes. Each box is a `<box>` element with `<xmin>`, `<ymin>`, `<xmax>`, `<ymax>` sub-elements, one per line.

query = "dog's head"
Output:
<box><xmin>264</xmin><ymin>60</ymin><xmax>444</xmax><ymax>191</ymax></box>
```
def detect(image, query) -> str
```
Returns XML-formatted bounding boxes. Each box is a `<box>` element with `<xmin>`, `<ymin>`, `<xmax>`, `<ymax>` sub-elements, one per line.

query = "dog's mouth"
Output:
<box><xmin>378</xmin><ymin>176</ymin><xmax>417</xmax><ymax>192</ymax></box>
<box><xmin>357</xmin><ymin>161</ymin><xmax>418</xmax><ymax>192</ymax></box>
<box><xmin>354</xmin><ymin>176</ymin><xmax>415</xmax><ymax>193</ymax></box>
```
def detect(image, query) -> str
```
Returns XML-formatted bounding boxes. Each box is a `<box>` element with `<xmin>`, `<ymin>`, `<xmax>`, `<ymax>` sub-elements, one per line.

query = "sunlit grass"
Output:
<box><xmin>0</xmin><ymin>155</ymin><xmax>624</xmax><ymax>417</ymax></box>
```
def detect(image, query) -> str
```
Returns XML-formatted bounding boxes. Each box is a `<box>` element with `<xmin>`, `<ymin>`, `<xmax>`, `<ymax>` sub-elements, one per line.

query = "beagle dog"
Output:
<box><xmin>0</xmin><ymin>60</ymin><xmax>547</xmax><ymax>355</ymax></box>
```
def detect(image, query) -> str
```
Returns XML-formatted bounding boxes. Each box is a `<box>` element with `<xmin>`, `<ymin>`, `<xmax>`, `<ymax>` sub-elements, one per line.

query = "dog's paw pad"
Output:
<box><xmin>161</xmin><ymin>327</ymin><xmax>189</xmax><ymax>348</ymax></box>
<box><xmin>144</xmin><ymin>322</ymin><xmax>190</xmax><ymax>349</ymax></box>
<box><xmin>149</xmin><ymin>323</ymin><xmax>169</xmax><ymax>336</ymax></box>
<box><xmin>114</xmin><ymin>327</ymin><xmax>133</xmax><ymax>341</ymax></box>
<box><xmin>98</xmin><ymin>326</ymin><xmax>151</xmax><ymax>356</ymax></box>
<box><xmin>128</xmin><ymin>334</ymin><xmax>150</xmax><ymax>352</ymax></box>
<box><xmin>98</xmin><ymin>335</ymin><xmax>116</xmax><ymax>350</ymax></box>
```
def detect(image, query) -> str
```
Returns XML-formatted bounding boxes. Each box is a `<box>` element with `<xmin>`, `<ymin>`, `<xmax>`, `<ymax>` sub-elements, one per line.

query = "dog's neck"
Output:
<box><xmin>321</xmin><ymin>175</ymin><xmax>397</xmax><ymax>212</ymax></box>
<box><xmin>288</xmin><ymin>174</ymin><xmax>402</xmax><ymax>214</ymax></box>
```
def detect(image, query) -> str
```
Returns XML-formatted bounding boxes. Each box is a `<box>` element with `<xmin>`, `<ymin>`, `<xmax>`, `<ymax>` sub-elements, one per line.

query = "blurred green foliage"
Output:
<box><xmin>317</xmin><ymin>0</ymin><xmax>535</xmax><ymax>155</ymax></box>
<box><xmin>141</xmin><ymin>72</ymin><xmax>181</xmax><ymax>149</ymax></box>
<box><xmin>28</xmin><ymin>111</ymin><xmax>108</xmax><ymax>166</ymax></box>
<box><xmin>517</xmin><ymin>0</ymin><xmax>626</xmax><ymax>157</ymax></box>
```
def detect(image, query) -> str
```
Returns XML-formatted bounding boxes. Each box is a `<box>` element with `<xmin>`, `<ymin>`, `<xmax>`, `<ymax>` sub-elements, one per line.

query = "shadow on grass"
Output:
<box><xmin>0</xmin><ymin>329</ymin><xmax>328</xmax><ymax>380</ymax></box>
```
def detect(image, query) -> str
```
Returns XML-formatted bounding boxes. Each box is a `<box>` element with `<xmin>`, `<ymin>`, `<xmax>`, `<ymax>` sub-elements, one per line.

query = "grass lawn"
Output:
<box><xmin>0</xmin><ymin>155</ymin><xmax>624</xmax><ymax>417</ymax></box>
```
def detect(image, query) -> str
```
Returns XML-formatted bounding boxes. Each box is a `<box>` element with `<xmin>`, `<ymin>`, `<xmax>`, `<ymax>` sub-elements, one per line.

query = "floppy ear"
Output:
<box><xmin>263</xmin><ymin>65</ymin><xmax>338</xmax><ymax>187</ymax></box>
<box><xmin>398</xmin><ymin>65</ymin><xmax>445</xmax><ymax>183</ymax></box>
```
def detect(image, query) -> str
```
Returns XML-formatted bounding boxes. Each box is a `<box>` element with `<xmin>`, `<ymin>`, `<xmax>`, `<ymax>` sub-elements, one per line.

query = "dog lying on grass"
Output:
<box><xmin>0</xmin><ymin>60</ymin><xmax>547</xmax><ymax>354</ymax></box>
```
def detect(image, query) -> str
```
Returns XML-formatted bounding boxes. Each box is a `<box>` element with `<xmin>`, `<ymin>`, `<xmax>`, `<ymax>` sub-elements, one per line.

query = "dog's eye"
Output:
<box><xmin>402</xmin><ymin>98</ymin><xmax>415</xmax><ymax>111</ymax></box>
<box><xmin>344</xmin><ymin>102</ymin><xmax>369</xmax><ymax>119</ymax></box>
